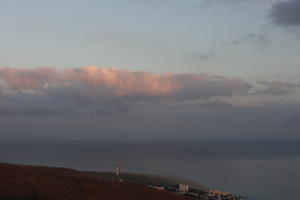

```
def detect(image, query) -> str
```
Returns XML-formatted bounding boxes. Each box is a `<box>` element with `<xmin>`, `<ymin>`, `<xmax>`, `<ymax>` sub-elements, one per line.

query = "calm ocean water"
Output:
<box><xmin>0</xmin><ymin>140</ymin><xmax>299</xmax><ymax>200</ymax></box>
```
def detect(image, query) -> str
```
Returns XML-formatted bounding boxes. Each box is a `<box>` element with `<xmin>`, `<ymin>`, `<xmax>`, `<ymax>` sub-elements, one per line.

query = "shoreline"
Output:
<box><xmin>85</xmin><ymin>171</ymin><xmax>246</xmax><ymax>200</ymax></box>
<box><xmin>0</xmin><ymin>162</ymin><xmax>247</xmax><ymax>200</ymax></box>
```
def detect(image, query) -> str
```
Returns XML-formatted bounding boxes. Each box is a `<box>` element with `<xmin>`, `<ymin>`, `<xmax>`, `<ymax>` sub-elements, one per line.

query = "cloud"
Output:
<box><xmin>203</xmin><ymin>98</ymin><xmax>232</xmax><ymax>109</ymax></box>
<box><xmin>0</xmin><ymin>66</ymin><xmax>252</xmax><ymax>116</ymax></box>
<box><xmin>256</xmin><ymin>80</ymin><xmax>300</xmax><ymax>95</ymax></box>
<box><xmin>230</xmin><ymin>33</ymin><xmax>271</xmax><ymax>51</ymax></box>
<box><xmin>196</xmin><ymin>0</ymin><xmax>275</xmax><ymax>9</ymax></box>
<box><xmin>283</xmin><ymin>113</ymin><xmax>300</xmax><ymax>125</ymax></box>
<box><xmin>269</xmin><ymin>0</ymin><xmax>300</xmax><ymax>26</ymax></box>
<box><xmin>188</xmin><ymin>50</ymin><xmax>215</xmax><ymax>61</ymax></box>
<box><xmin>173</xmin><ymin>74</ymin><xmax>252</xmax><ymax>100</ymax></box>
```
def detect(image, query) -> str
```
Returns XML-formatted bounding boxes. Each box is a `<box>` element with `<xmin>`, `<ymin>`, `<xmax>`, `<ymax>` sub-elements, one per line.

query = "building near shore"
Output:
<box><xmin>179</xmin><ymin>184</ymin><xmax>189</xmax><ymax>193</ymax></box>
<box><xmin>209</xmin><ymin>189</ymin><xmax>231</xmax><ymax>196</ymax></box>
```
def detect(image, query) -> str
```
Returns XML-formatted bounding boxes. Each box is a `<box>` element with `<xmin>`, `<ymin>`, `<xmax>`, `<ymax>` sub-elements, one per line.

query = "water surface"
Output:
<box><xmin>0</xmin><ymin>140</ymin><xmax>299</xmax><ymax>200</ymax></box>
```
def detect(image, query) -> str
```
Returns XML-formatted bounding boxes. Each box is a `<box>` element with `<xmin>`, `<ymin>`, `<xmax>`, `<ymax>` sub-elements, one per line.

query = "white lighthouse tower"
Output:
<box><xmin>115</xmin><ymin>164</ymin><xmax>120</xmax><ymax>177</ymax></box>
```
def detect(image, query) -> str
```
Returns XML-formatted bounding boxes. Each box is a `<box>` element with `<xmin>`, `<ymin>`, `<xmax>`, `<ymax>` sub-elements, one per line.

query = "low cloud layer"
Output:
<box><xmin>0</xmin><ymin>66</ymin><xmax>253</xmax><ymax>116</ymax></box>
<box><xmin>1</xmin><ymin>66</ymin><xmax>298</xmax><ymax>117</ymax></box>
<box><xmin>269</xmin><ymin>0</ymin><xmax>300</xmax><ymax>26</ymax></box>
<box><xmin>256</xmin><ymin>80</ymin><xmax>300</xmax><ymax>95</ymax></box>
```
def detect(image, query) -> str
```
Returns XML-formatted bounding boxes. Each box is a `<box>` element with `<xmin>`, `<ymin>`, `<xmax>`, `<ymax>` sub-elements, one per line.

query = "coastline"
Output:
<box><xmin>85</xmin><ymin>171</ymin><xmax>246</xmax><ymax>200</ymax></box>
<box><xmin>0</xmin><ymin>162</ymin><xmax>246</xmax><ymax>200</ymax></box>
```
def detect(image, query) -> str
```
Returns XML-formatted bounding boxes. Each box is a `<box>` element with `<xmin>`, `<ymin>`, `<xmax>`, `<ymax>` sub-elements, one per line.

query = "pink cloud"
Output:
<box><xmin>0</xmin><ymin>66</ymin><xmax>251</xmax><ymax>99</ymax></box>
<box><xmin>0</xmin><ymin>66</ymin><xmax>253</xmax><ymax>115</ymax></box>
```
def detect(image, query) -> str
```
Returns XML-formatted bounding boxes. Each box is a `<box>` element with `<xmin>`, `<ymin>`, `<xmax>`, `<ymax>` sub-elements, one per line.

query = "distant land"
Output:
<box><xmin>0</xmin><ymin>162</ymin><xmax>192</xmax><ymax>200</ymax></box>
<box><xmin>0</xmin><ymin>162</ymin><xmax>246</xmax><ymax>200</ymax></box>
<box><xmin>85</xmin><ymin>171</ymin><xmax>210</xmax><ymax>192</ymax></box>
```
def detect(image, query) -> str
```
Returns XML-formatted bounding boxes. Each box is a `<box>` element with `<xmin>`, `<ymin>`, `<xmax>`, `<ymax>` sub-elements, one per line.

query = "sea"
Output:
<box><xmin>0</xmin><ymin>139</ymin><xmax>299</xmax><ymax>200</ymax></box>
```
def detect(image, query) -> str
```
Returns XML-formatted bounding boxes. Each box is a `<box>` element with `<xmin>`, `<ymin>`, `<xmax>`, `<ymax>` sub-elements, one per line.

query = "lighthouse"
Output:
<box><xmin>115</xmin><ymin>164</ymin><xmax>120</xmax><ymax>177</ymax></box>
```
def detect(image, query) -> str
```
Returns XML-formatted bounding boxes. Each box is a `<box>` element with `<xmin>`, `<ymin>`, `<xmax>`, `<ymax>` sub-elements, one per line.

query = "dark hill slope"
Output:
<box><xmin>0</xmin><ymin>162</ymin><xmax>193</xmax><ymax>200</ymax></box>
<box><xmin>85</xmin><ymin>171</ymin><xmax>209</xmax><ymax>192</ymax></box>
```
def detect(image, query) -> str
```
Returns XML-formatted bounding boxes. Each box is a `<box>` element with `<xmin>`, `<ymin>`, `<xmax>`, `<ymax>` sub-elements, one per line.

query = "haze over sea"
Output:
<box><xmin>1</xmin><ymin>139</ymin><xmax>299</xmax><ymax>200</ymax></box>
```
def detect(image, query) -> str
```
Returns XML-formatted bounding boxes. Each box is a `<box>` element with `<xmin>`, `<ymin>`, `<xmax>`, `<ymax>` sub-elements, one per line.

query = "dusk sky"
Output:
<box><xmin>1</xmin><ymin>0</ymin><xmax>300</xmax><ymax>142</ymax></box>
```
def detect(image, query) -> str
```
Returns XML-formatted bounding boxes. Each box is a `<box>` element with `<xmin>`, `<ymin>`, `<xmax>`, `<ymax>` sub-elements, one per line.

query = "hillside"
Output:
<box><xmin>0</xmin><ymin>162</ymin><xmax>194</xmax><ymax>200</ymax></box>
<box><xmin>85</xmin><ymin>171</ymin><xmax>210</xmax><ymax>192</ymax></box>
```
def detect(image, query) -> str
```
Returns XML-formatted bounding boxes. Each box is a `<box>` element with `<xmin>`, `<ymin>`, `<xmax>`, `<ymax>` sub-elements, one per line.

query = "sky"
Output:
<box><xmin>0</xmin><ymin>0</ymin><xmax>300</xmax><ymax>142</ymax></box>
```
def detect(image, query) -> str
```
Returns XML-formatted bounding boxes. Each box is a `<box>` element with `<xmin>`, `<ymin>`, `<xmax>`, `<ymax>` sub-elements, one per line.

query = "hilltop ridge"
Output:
<box><xmin>0</xmin><ymin>162</ymin><xmax>194</xmax><ymax>200</ymax></box>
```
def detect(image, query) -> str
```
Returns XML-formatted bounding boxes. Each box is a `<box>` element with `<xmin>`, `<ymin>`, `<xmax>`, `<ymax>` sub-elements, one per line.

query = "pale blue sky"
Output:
<box><xmin>1</xmin><ymin>0</ymin><xmax>299</xmax><ymax>78</ymax></box>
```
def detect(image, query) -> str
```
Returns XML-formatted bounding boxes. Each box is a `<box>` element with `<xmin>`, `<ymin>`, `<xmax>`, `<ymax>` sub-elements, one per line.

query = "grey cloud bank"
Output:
<box><xmin>1</xmin><ymin>101</ymin><xmax>300</xmax><ymax>142</ymax></box>
<box><xmin>270</xmin><ymin>0</ymin><xmax>300</xmax><ymax>26</ymax></box>
<box><xmin>0</xmin><ymin>66</ymin><xmax>299</xmax><ymax>141</ymax></box>
<box><xmin>256</xmin><ymin>80</ymin><xmax>300</xmax><ymax>95</ymax></box>
<box><xmin>0</xmin><ymin>66</ymin><xmax>252</xmax><ymax>116</ymax></box>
